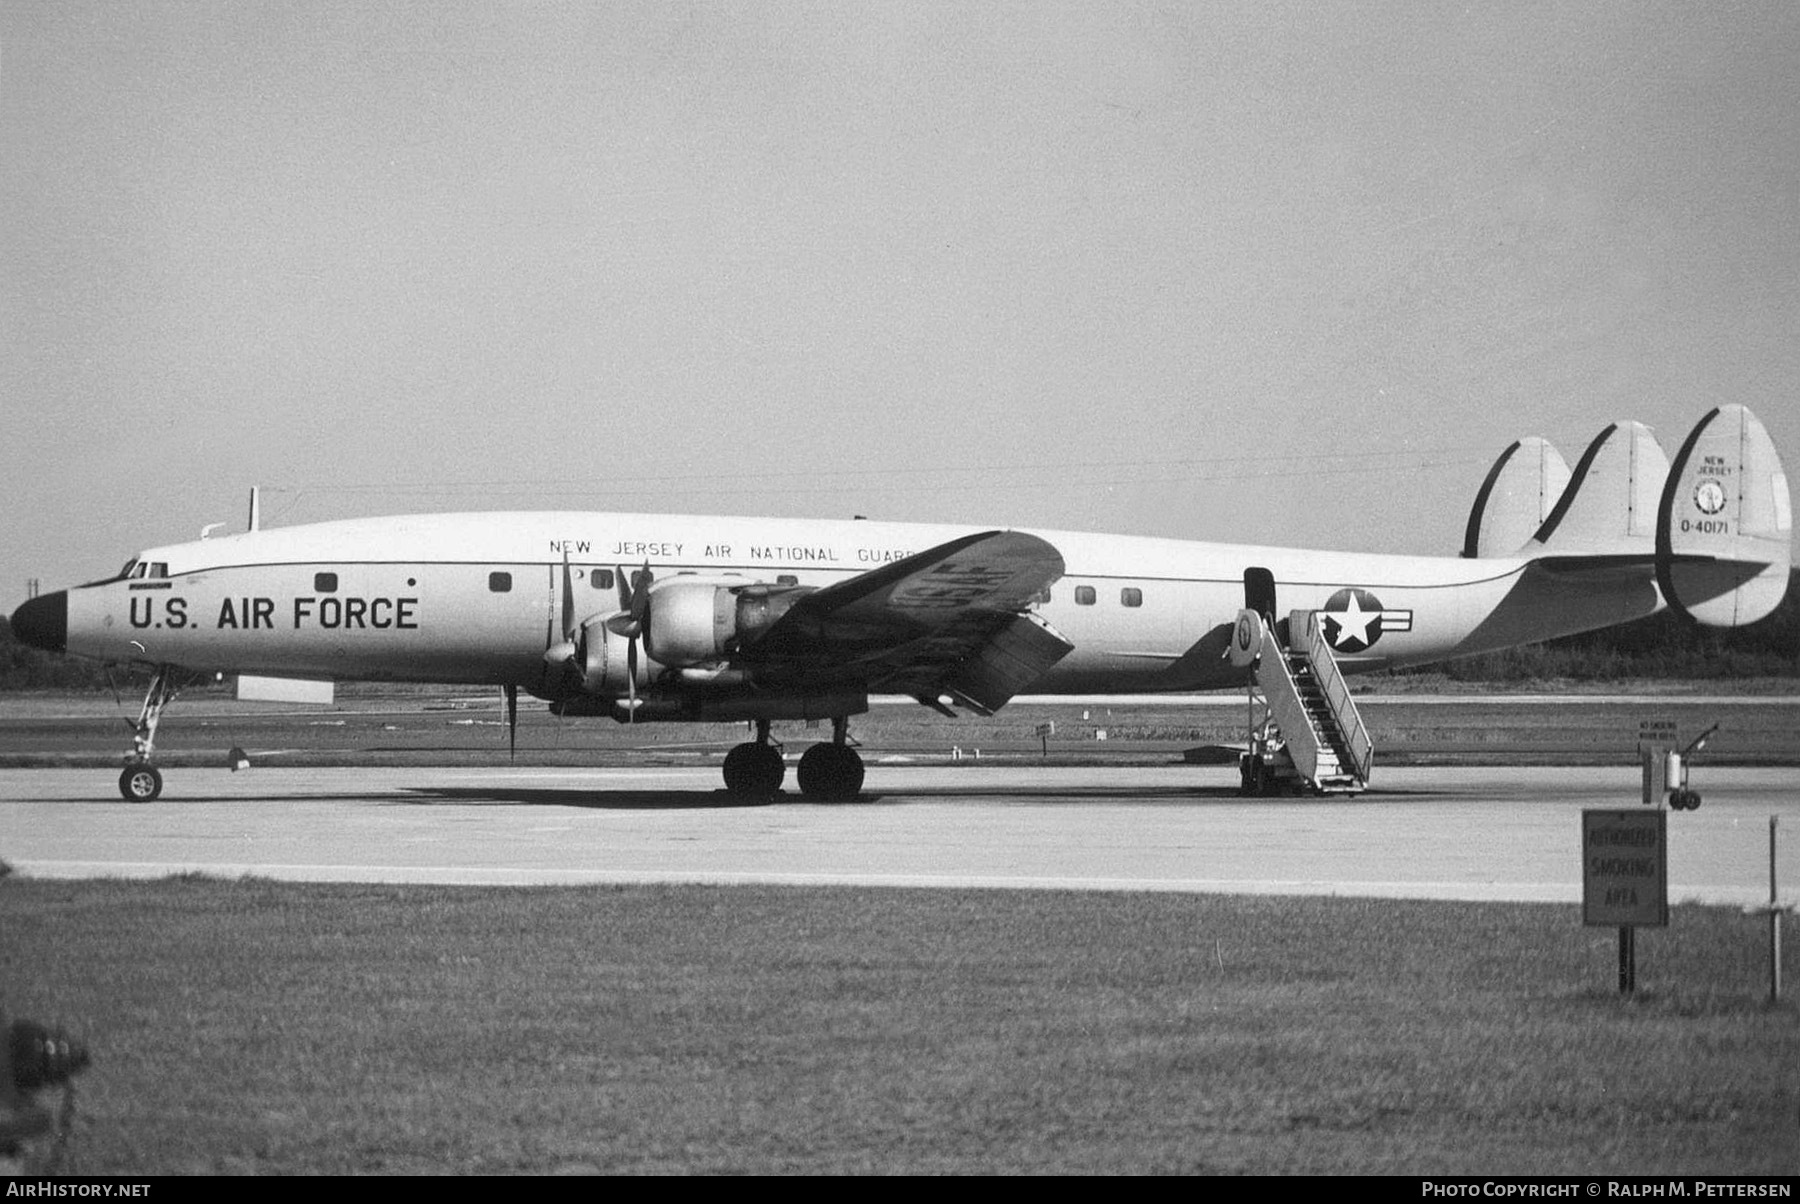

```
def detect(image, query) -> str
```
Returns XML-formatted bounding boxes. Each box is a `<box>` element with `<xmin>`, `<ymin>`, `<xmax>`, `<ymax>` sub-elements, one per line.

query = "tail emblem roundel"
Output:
<box><xmin>1693</xmin><ymin>479</ymin><xmax>1727</xmax><ymax>516</ymax></box>
<box><xmin>1320</xmin><ymin>588</ymin><xmax>1413</xmax><ymax>654</ymax></box>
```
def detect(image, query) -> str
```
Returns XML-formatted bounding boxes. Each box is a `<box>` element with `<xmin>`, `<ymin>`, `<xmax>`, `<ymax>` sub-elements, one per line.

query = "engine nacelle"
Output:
<box><xmin>642</xmin><ymin>580</ymin><xmax>816</xmax><ymax>667</ymax></box>
<box><xmin>576</xmin><ymin>617</ymin><xmax>652</xmax><ymax>696</ymax></box>
<box><xmin>641</xmin><ymin>581</ymin><xmax>735</xmax><ymax>667</ymax></box>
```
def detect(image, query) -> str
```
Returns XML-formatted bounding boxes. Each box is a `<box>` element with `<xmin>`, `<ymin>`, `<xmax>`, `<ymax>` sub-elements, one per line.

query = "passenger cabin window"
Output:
<box><xmin>489</xmin><ymin>571</ymin><xmax>513</xmax><ymax>593</ymax></box>
<box><xmin>1031</xmin><ymin>588</ymin><xmax>1051</xmax><ymax>605</ymax></box>
<box><xmin>1074</xmin><ymin>585</ymin><xmax>1097</xmax><ymax>606</ymax></box>
<box><xmin>314</xmin><ymin>572</ymin><xmax>338</xmax><ymax>593</ymax></box>
<box><xmin>776</xmin><ymin>574</ymin><xmax>799</xmax><ymax>586</ymax></box>
<box><xmin>630</xmin><ymin>569</ymin><xmax>651</xmax><ymax>591</ymax></box>
<box><xmin>590</xmin><ymin>569</ymin><xmax>614</xmax><ymax>590</ymax></box>
<box><xmin>1120</xmin><ymin>587</ymin><xmax>1143</xmax><ymax>608</ymax></box>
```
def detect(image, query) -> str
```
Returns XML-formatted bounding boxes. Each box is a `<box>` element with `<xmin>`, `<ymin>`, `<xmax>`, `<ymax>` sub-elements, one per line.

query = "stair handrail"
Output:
<box><xmin>1292</xmin><ymin>609</ymin><xmax>1374</xmax><ymax>783</ymax></box>
<box><xmin>1245</xmin><ymin>610</ymin><xmax>1325</xmax><ymax>782</ymax></box>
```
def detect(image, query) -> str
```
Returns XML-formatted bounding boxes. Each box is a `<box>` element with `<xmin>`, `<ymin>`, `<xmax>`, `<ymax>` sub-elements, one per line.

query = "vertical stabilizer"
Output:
<box><xmin>1463</xmin><ymin>436</ymin><xmax>1571</xmax><ymax>557</ymax></box>
<box><xmin>1528</xmin><ymin>421</ymin><xmax>1669</xmax><ymax>555</ymax></box>
<box><xmin>1656</xmin><ymin>405</ymin><xmax>1792</xmax><ymax>626</ymax></box>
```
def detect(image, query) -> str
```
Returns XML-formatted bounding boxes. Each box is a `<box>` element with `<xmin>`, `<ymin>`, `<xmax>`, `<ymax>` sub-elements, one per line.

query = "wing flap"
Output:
<box><xmin>738</xmin><ymin>529</ymin><xmax>1070</xmax><ymax>709</ymax></box>
<box><xmin>937</xmin><ymin>611</ymin><xmax>1075</xmax><ymax>715</ymax></box>
<box><xmin>749</xmin><ymin>530</ymin><xmax>1064</xmax><ymax>653</ymax></box>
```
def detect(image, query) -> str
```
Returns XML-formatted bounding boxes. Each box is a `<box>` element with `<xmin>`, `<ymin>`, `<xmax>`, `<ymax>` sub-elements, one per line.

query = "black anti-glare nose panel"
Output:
<box><xmin>8</xmin><ymin>590</ymin><xmax>67</xmax><ymax>653</ymax></box>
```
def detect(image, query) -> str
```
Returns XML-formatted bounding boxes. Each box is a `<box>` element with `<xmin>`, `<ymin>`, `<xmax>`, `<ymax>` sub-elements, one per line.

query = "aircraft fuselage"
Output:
<box><xmin>41</xmin><ymin>510</ymin><xmax>1660</xmax><ymax>696</ymax></box>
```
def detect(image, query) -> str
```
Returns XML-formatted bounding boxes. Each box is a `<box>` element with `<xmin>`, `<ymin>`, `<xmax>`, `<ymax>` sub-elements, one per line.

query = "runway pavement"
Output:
<box><xmin>2</xmin><ymin>763</ymin><xmax>1797</xmax><ymax>905</ymax></box>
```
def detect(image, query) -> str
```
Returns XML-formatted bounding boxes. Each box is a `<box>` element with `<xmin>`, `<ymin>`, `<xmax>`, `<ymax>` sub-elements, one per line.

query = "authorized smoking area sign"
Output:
<box><xmin>1582</xmin><ymin>809</ymin><xmax>1669</xmax><ymax>928</ymax></box>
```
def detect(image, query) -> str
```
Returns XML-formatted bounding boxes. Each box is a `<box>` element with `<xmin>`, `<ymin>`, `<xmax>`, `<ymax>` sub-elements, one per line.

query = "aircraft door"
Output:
<box><xmin>1244</xmin><ymin>567</ymin><xmax>1285</xmax><ymax>647</ymax></box>
<box><xmin>1243</xmin><ymin>567</ymin><xmax>1277</xmax><ymax>624</ymax></box>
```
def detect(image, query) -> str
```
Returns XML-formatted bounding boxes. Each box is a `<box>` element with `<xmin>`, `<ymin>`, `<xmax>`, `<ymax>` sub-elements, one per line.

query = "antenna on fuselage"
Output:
<box><xmin>247</xmin><ymin>486</ymin><xmax>261</xmax><ymax>533</ymax></box>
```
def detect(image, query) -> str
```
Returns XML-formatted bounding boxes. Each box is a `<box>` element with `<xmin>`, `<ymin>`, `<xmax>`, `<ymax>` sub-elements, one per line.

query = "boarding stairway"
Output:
<box><xmin>1230</xmin><ymin>607</ymin><xmax>1372</xmax><ymax>796</ymax></box>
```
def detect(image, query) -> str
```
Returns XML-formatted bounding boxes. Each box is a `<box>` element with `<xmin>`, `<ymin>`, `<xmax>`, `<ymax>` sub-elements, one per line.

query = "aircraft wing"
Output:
<box><xmin>738</xmin><ymin>530</ymin><xmax>1073</xmax><ymax>714</ymax></box>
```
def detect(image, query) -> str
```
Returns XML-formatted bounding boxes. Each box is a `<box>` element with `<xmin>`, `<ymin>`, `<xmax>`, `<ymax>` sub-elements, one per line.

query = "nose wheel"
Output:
<box><xmin>119</xmin><ymin>763</ymin><xmax>164</xmax><ymax>803</ymax></box>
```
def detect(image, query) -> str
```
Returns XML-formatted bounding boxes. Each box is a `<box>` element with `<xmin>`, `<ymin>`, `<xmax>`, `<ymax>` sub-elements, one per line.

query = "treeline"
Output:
<box><xmin>4</xmin><ymin>570</ymin><xmax>1797</xmax><ymax>688</ymax></box>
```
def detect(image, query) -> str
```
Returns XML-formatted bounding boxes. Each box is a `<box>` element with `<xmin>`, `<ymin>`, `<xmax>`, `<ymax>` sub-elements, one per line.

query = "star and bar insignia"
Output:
<box><xmin>1319</xmin><ymin>588</ymin><xmax>1413</xmax><ymax>653</ymax></box>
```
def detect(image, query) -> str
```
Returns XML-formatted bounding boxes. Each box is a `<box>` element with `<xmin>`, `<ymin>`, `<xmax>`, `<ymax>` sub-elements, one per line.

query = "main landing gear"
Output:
<box><xmin>721</xmin><ymin>717</ymin><xmax>865</xmax><ymax>803</ymax></box>
<box><xmin>796</xmin><ymin>717</ymin><xmax>865</xmax><ymax>802</ymax></box>
<box><xmin>117</xmin><ymin>666</ymin><xmax>184</xmax><ymax>802</ymax></box>
<box><xmin>723</xmin><ymin>719</ymin><xmax>786</xmax><ymax>799</ymax></box>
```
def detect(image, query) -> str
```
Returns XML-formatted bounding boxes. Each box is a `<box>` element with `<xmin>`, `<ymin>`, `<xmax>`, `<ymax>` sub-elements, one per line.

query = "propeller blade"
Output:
<box><xmin>560</xmin><ymin>550</ymin><xmax>577</xmax><ymax>644</ymax></box>
<box><xmin>615</xmin><ymin>563</ymin><xmax>633</xmax><ymax>612</ymax></box>
<box><xmin>608</xmin><ymin>562</ymin><xmax>655</xmax><ymax>723</ymax></box>
<box><xmin>626</xmin><ymin>632</ymin><xmax>638</xmax><ymax>723</ymax></box>
<box><xmin>503</xmin><ymin>684</ymin><xmax>518</xmax><ymax>760</ymax></box>
<box><xmin>631</xmin><ymin>561</ymin><xmax>652</xmax><ymax>624</ymax></box>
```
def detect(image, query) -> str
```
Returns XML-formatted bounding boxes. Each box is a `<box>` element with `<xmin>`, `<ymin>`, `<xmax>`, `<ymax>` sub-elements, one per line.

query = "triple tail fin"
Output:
<box><xmin>1526</xmin><ymin>420</ymin><xmax>1669</xmax><ymax>558</ymax></box>
<box><xmin>1462</xmin><ymin>436</ymin><xmax>1571</xmax><ymax>558</ymax></box>
<box><xmin>1467</xmin><ymin>408</ymin><xmax>1791</xmax><ymax>627</ymax></box>
<box><xmin>1656</xmin><ymin>404</ymin><xmax>1792</xmax><ymax>626</ymax></box>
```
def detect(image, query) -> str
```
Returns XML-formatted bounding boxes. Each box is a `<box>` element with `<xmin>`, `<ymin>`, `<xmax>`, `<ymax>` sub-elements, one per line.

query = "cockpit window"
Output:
<box><xmin>80</xmin><ymin>556</ymin><xmax>147</xmax><ymax>589</ymax></box>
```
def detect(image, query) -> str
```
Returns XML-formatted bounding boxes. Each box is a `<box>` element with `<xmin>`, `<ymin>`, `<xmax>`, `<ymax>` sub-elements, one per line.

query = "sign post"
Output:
<box><xmin>1582</xmin><ymin>810</ymin><xmax>1668</xmax><ymax>994</ymax></box>
<box><xmin>1771</xmin><ymin>817</ymin><xmax>1781</xmax><ymax>1002</ymax></box>
<box><xmin>1743</xmin><ymin>816</ymin><xmax>1793</xmax><ymax>1002</ymax></box>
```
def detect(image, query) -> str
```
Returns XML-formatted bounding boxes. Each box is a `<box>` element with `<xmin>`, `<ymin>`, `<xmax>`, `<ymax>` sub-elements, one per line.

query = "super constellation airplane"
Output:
<box><xmin>8</xmin><ymin>405</ymin><xmax>1791</xmax><ymax>803</ymax></box>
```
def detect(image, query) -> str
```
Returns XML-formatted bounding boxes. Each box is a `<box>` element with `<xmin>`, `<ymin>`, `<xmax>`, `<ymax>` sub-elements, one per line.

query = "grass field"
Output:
<box><xmin>3</xmin><ymin>877</ymin><xmax>1794</xmax><ymax>1175</ymax></box>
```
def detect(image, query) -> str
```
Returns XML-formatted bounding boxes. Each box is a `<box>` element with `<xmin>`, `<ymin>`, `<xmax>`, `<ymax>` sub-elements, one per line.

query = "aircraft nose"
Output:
<box><xmin>9</xmin><ymin>590</ymin><xmax>67</xmax><ymax>653</ymax></box>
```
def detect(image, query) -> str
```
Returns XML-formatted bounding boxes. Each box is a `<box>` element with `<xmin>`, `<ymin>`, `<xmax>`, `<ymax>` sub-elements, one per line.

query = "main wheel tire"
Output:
<box><xmin>723</xmin><ymin>742</ymin><xmax>785</xmax><ymax>799</ymax></box>
<box><xmin>797</xmin><ymin>743</ymin><xmax>865</xmax><ymax>802</ymax></box>
<box><xmin>119</xmin><ymin>764</ymin><xmax>163</xmax><ymax>803</ymax></box>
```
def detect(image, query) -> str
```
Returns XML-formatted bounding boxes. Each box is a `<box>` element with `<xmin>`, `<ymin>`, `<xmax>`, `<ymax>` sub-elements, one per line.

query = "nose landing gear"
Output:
<box><xmin>115</xmin><ymin>667</ymin><xmax>184</xmax><ymax>802</ymax></box>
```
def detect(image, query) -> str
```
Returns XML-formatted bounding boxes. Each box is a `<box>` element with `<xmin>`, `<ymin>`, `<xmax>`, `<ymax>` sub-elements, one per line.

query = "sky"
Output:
<box><xmin>4</xmin><ymin>1</ymin><xmax>1797</xmax><ymax>593</ymax></box>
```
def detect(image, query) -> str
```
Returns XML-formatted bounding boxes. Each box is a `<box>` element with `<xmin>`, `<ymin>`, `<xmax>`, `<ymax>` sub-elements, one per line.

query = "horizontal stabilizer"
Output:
<box><xmin>1530</xmin><ymin>553</ymin><xmax>1656</xmax><ymax>577</ymax></box>
<box><xmin>1463</xmin><ymin>436</ymin><xmax>1570</xmax><ymax>558</ymax></box>
<box><xmin>1656</xmin><ymin>404</ymin><xmax>1792</xmax><ymax>626</ymax></box>
<box><xmin>1528</xmin><ymin>421</ymin><xmax>1668</xmax><ymax>557</ymax></box>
